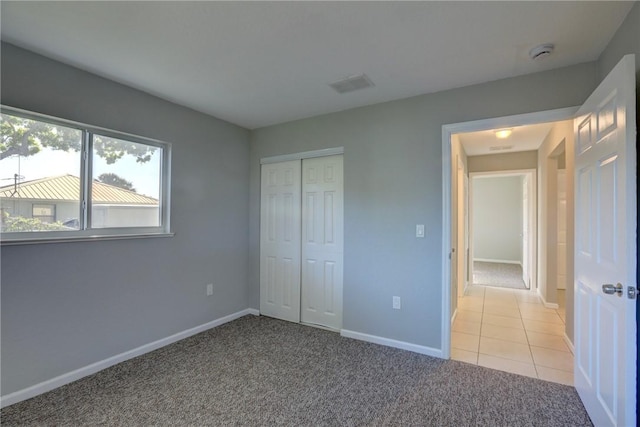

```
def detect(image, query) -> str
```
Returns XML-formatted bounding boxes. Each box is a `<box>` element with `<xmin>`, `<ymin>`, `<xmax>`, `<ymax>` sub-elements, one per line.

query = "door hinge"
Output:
<box><xmin>627</xmin><ymin>286</ymin><xmax>637</xmax><ymax>300</ymax></box>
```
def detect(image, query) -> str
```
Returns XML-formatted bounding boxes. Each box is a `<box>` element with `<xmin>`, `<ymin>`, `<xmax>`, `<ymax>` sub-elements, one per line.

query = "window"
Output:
<box><xmin>1</xmin><ymin>113</ymin><xmax>82</xmax><ymax>233</ymax></box>
<box><xmin>0</xmin><ymin>107</ymin><xmax>171</xmax><ymax>243</ymax></box>
<box><xmin>32</xmin><ymin>204</ymin><xmax>56</xmax><ymax>223</ymax></box>
<box><xmin>92</xmin><ymin>135</ymin><xmax>162</xmax><ymax>228</ymax></box>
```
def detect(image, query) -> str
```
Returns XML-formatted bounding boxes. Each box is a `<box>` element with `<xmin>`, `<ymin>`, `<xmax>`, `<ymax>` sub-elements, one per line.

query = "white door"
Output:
<box><xmin>574</xmin><ymin>54</ymin><xmax>636</xmax><ymax>426</ymax></box>
<box><xmin>260</xmin><ymin>160</ymin><xmax>302</xmax><ymax>323</ymax></box>
<box><xmin>451</xmin><ymin>157</ymin><xmax>459</xmax><ymax>302</ymax></box>
<box><xmin>522</xmin><ymin>175</ymin><xmax>530</xmax><ymax>288</ymax></box>
<box><xmin>557</xmin><ymin>170</ymin><xmax>567</xmax><ymax>290</ymax></box>
<box><xmin>301</xmin><ymin>155</ymin><xmax>344</xmax><ymax>329</ymax></box>
<box><xmin>456</xmin><ymin>157</ymin><xmax>465</xmax><ymax>296</ymax></box>
<box><xmin>463</xmin><ymin>173</ymin><xmax>469</xmax><ymax>289</ymax></box>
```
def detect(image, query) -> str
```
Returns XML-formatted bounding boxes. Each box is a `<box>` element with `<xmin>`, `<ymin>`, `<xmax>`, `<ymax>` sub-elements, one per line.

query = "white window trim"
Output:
<box><xmin>0</xmin><ymin>105</ymin><xmax>173</xmax><ymax>245</ymax></box>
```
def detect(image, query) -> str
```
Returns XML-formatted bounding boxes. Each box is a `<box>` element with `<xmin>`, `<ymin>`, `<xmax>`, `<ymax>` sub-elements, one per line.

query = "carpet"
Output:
<box><xmin>1</xmin><ymin>315</ymin><xmax>591</xmax><ymax>426</ymax></box>
<box><xmin>473</xmin><ymin>261</ymin><xmax>528</xmax><ymax>290</ymax></box>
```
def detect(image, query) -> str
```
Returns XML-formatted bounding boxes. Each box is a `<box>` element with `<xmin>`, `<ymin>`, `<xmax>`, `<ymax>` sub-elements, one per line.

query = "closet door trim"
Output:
<box><xmin>261</xmin><ymin>147</ymin><xmax>344</xmax><ymax>165</ymax></box>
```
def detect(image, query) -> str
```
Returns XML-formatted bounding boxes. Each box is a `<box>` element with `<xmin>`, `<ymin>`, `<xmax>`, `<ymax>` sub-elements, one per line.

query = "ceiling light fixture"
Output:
<box><xmin>495</xmin><ymin>129</ymin><xmax>512</xmax><ymax>139</ymax></box>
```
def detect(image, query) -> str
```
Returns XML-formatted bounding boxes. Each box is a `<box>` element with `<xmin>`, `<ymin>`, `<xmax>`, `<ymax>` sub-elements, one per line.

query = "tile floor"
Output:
<box><xmin>452</xmin><ymin>286</ymin><xmax>573</xmax><ymax>386</ymax></box>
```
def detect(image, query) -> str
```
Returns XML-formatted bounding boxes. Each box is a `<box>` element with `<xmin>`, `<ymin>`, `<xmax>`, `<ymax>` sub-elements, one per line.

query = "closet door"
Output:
<box><xmin>260</xmin><ymin>160</ymin><xmax>301</xmax><ymax>323</ymax></box>
<box><xmin>301</xmin><ymin>155</ymin><xmax>344</xmax><ymax>329</ymax></box>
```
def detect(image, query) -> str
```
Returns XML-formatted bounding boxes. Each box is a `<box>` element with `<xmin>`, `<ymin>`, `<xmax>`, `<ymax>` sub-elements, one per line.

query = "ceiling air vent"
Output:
<box><xmin>329</xmin><ymin>74</ymin><xmax>374</xmax><ymax>94</ymax></box>
<box><xmin>489</xmin><ymin>145</ymin><xmax>514</xmax><ymax>152</ymax></box>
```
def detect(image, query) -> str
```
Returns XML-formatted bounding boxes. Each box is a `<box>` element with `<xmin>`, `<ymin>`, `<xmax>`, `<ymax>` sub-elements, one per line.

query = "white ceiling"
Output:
<box><xmin>0</xmin><ymin>2</ymin><xmax>634</xmax><ymax>129</ymax></box>
<box><xmin>458</xmin><ymin>122</ymin><xmax>556</xmax><ymax>157</ymax></box>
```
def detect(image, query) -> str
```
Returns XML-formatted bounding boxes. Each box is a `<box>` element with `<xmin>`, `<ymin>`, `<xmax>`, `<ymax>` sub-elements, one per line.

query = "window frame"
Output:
<box><xmin>32</xmin><ymin>203</ymin><xmax>56</xmax><ymax>223</ymax></box>
<box><xmin>1</xmin><ymin>106</ymin><xmax>172</xmax><ymax>245</ymax></box>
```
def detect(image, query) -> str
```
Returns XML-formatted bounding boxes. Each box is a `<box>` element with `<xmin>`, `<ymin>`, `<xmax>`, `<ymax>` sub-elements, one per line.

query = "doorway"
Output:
<box><xmin>443</xmin><ymin>55</ymin><xmax>637</xmax><ymax>425</ymax></box>
<box><xmin>468</xmin><ymin>170</ymin><xmax>536</xmax><ymax>292</ymax></box>
<box><xmin>540</xmin><ymin>140</ymin><xmax>569</xmax><ymax>310</ymax></box>
<box><xmin>442</xmin><ymin>109</ymin><xmax>578</xmax><ymax>386</ymax></box>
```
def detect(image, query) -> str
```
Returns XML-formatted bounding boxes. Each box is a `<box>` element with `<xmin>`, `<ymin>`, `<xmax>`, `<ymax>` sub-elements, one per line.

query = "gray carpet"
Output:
<box><xmin>1</xmin><ymin>315</ymin><xmax>591</xmax><ymax>426</ymax></box>
<box><xmin>474</xmin><ymin>261</ymin><xmax>528</xmax><ymax>290</ymax></box>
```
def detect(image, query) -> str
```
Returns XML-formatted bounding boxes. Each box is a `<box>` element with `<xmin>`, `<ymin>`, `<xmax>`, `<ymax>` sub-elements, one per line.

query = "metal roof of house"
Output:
<box><xmin>0</xmin><ymin>174</ymin><xmax>158</xmax><ymax>205</ymax></box>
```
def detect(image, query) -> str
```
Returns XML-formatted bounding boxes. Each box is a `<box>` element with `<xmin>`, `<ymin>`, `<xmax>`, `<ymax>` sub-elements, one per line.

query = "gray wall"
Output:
<box><xmin>472</xmin><ymin>176</ymin><xmax>523</xmax><ymax>263</ymax></box>
<box><xmin>250</xmin><ymin>62</ymin><xmax>599</xmax><ymax>348</ymax></box>
<box><xmin>1</xmin><ymin>43</ymin><xmax>251</xmax><ymax>395</ymax></box>
<box><xmin>468</xmin><ymin>151</ymin><xmax>538</xmax><ymax>173</ymax></box>
<box><xmin>598</xmin><ymin>1</ymin><xmax>640</xmax><ymax>81</ymax></box>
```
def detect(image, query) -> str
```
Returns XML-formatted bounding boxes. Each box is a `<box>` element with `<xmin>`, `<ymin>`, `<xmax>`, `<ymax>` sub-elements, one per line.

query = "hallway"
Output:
<box><xmin>451</xmin><ymin>286</ymin><xmax>572</xmax><ymax>385</ymax></box>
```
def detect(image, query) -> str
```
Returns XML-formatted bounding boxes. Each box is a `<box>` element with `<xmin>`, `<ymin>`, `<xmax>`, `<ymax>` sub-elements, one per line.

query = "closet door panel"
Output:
<box><xmin>260</xmin><ymin>160</ymin><xmax>301</xmax><ymax>322</ymax></box>
<box><xmin>301</xmin><ymin>155</ymin><xmax>344</xmax><ymax>329</ymax></box>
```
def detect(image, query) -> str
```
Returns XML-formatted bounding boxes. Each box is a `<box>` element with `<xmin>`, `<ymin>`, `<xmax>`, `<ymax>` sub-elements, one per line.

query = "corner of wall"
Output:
<box><xmin>597</xmin><ymin>2</ymin><xmax>640</xmax><ymax>81</ymax></box>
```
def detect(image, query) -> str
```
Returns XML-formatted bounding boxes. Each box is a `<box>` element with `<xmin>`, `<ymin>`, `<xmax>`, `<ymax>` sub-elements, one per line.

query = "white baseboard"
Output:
<box><xmin>473</xmin><ymin>258</ymin><xmax>521</xmax><ymax>265</ymax></box>
<box><xmin>340</xmin><ymin>329</ymin><xmax>443</xmax><ymax>359</ymax></box>
<box><xmin>451</xmin><ymin>308</ymin><xmax>458</xmax><ymax>325</ymax></box>
<box><xmin>563</xmin><ymin>333</ymin><xmax>575</xmax><ymax>355</ymax></box>
<box><xmin>1</xmin><ymin>308</ymin><xmax>260</xmax><ymax>408</ymax></box>
<box><xmin>538</xmin><ymin>291</ymin><xmax>560</xmax><ymax>309</ymax></box>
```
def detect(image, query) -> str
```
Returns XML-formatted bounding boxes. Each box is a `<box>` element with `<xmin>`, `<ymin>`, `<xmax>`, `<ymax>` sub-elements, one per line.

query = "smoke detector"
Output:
<box><xmin>329</xmin><ymin>74</ymin><xmax>374</xmax><ymax>94</ymax></box>
<box><xmin>529</xmin><ymin>43</ymin><xmax>554</xmax><ymax>61</ymax></box>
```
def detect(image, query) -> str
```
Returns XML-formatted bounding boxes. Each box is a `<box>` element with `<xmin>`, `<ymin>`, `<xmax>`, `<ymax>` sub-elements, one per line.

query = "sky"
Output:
<box><xmin>0</xmin><ymin>146</ymin><xmax>161</xmax><ymax>199</ymax></box>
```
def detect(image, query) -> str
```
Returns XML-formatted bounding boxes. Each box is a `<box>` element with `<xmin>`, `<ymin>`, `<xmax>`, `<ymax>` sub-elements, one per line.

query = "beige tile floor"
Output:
<box><xmin>452</xmin><ymin>286</ymin><xmax>573</xmax><ymax>386</ymax></box>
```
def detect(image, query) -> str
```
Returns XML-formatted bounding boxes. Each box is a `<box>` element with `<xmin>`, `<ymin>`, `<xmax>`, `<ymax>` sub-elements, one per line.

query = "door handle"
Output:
<box><xmin>602</xmin><ymin>283</ymin><xmax>623</xmax><ymax>296</ymax></box>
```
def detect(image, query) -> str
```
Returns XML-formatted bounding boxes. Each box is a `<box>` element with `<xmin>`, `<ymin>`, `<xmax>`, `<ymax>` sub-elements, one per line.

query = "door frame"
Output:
<box><xmin>468</xmin><ymin>169</ymin><xmax>537</xmax><ymax>293</ymax></box>
<box><xmin>441</xmin><ymin>107</ymin><xmax>577</xmax><ymax>359</ymax></box>
<box><xmin>261</xmin><ymin>147</ymin><xmax>344</xmax><ymax>165</ymax></box>
<box><xmin>542</xmin><ymin>141</ymin><xmax>568</xmax><ymax>309</ymax></box>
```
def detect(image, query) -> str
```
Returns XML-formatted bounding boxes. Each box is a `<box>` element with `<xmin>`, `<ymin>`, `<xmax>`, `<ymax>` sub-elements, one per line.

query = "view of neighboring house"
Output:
<box><xmin>0</xmin><ymin>174</ymin><xmax>159</xmax><ymax>229</ymax></box>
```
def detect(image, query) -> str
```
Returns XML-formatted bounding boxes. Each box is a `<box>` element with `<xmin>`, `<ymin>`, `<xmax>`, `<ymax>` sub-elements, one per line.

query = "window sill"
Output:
<box><xmin>1</xmin><ymin>232</ymin><xmax>175</xmax><ymax>246</ymax></box>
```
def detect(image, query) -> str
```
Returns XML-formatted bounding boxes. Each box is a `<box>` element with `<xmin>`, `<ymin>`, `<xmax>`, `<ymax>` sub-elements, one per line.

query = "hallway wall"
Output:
<box><xmin>451</xmin><ymin>134</ymin><xmax>469</xmax><ymax>316</ymax></box>
<box><xmin>468</xmin><ymin>151</ymin><xmax>537</xmax><ymax>173</ymax></box>
<box><xmin>537</xmin><ymin>120</ymin><xmax>574</xmax><ymax>325</ymax></box>
<box><xmin>472</xmin><ymin>176</ymin><xmax>523</xmax><ymax>264</ymax></box>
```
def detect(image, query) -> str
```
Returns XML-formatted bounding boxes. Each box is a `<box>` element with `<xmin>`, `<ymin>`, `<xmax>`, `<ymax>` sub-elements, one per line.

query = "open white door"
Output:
<box><xmin>463</xmin><ymin>173</ymin><xmax>469</xmax><ymax>290</ymax></box>
<box><xmin>574</xmin><ymin>54</ymin><xmax>636</xmax><ymax>426</ymax></box>
<box><xmin>557</xmin><ymin>170</ymin><xmax>568</xmax><ymax>290</ymax></box>
<box><xmin>522</xmin><ymin>175</ymin><xmax>530</xmax><ymax>288</ymax></box>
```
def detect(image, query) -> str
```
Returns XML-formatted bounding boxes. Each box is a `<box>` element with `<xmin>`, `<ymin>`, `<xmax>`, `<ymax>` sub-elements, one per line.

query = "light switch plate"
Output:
<box><xmin>393</xmin><ymin>296</ymin><xmax>401</xmax><ymax>309</ymax></box>
<box><xmin>416</xmin><ymin>224</ymin><xmax>425</xmax><ymax>238</ymax></box>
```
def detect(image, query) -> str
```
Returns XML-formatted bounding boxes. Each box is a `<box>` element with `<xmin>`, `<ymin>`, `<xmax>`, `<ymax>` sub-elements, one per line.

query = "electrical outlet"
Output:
<box><xmin>393</xmin><ymin>296</ymin><xmax>401</xmax><ymax>309</ymax></box>
<box><xmin>206</xmin><ymin>283</ymin><xmax>214</xmax><ymax>296</ymax></box>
